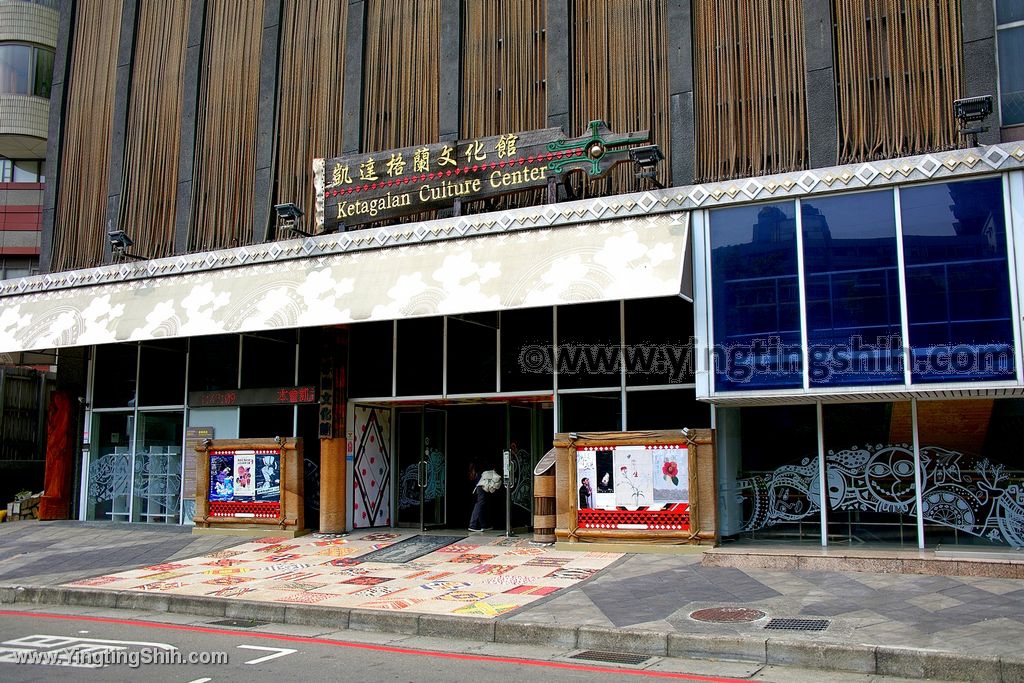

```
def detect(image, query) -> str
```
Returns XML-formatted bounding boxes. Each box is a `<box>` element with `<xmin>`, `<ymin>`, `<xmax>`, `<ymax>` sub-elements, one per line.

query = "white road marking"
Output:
<box><xmin>237</xmin><ymin>645</ymin><xmax>296</xmax><ymax>664</ymax></box>
<box><xmin>186</xmin><ymin>678</ymin><xmax>212</xmax><ymax>683</ymax></box>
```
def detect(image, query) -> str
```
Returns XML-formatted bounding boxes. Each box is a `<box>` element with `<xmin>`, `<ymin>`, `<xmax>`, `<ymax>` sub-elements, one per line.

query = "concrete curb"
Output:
<box><xmin>1</xmin><ymin>583</ymin><xmax>1016</xmax><ymax>682</ymax></box>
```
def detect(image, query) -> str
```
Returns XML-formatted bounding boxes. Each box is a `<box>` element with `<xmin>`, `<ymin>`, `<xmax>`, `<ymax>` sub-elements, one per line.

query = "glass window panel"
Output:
<box><xmin>997</xmin><ymin>1</ymin><xmax>1024</xmax><ymax>26</ymax></box>
<box><xmin>131</xmin><ymin>411</ymin><xmax>184</xmax><ymax>524</ymax></box>
<box><xmin>717</xmin><ymin>405</ymin><xmax>821</xmax><ymax>542</ymax></box>
<box><xmin>0</xmin><ymin>44</ymin><xmax>30</xmax><ymax>94</ymax></box>
<box><xmin>137</xmin><ymin>340</ymin><xmax>186</xmax><ymax>406</ymax></box>
<box><xmin>446</xmin><ymin>312</ymin><xmax>497</xmax><ymax>395</ymax></box>
<box><xmin>0</xmin><ymin>159</ymin><xmax>10</xmax><ymax>182</ymax></box>
<box><xmin>93</xmin><ymin>344</ymin><xmax>138</xmax><ymax>408</ymax></box>
<box><xmin>500</xmin><ymin>307</ymin><xmax>553</xmax><ymax>392</ymax></box>
<box><xmin>396</xmin><ymin>317</ymin><xmax>443</xmax><ymax>396</ymax></box>
<box><xmin>557</xmin><ymin>392</ymin><xmax>621</xmax><ymax>432</ymax></box>
<box><xmin>85</xmin><ymin>411</ymin><xmax>134</xmax><ymax>521</ymax></box>
<box><xmin>998</xmin><ymin>26</ymin><xmax>1024</xmax><ymax>126</ymax></box>
<box><xmin>240</xmin><ymin>331</ymin><xmax>296</xmax><ymax>389</ymax></box>
<box><xmin>710</xmin><ymin>201</ymin><xmax>802</xmax><ymax>390</ymax></box>
<box><xmin>188</xmin><ymin>335</ymin><xmax>239</xmax><ymax>392</ymax></box>
<box><xmin>900</xmin><ymin>178</ymin><xmax>1015</xmax><ymax>383</ymax></box>
<box><xmin>12</xmin><ymin>160</ymin><xmax>39</xmax><ymax>183</ymax></box>
<box><xmin>349</xmin><ymin>321</ymin><xmax>393</xmax><ymax>397</ymax></box>
<box><xmin>239</xmin><ymin>405</ymin><xmax>295</xmax><ymax>438</ymax></box>
<box><xmin>916</xmin><ymin>398</ymin><xmax>1024</xmax><ymax>548</ymax></box>
<box><xmin>625</xmin><ymin>388</ymin><xmax>710</xmax><ymax>430</ymax></box>
<box><xmin>823</xmin><ymin>402</ymin><xmax>916</xmax><ymax>546</ymax></box>
<box><xmin>555</xmin><ymin>301</ymin><xmax>621</xmax><ymax>390</ymax></box>
<box><xmin>801</xmin><ymin>191</ymin><xmax>903</xmax><ymax>386</ymax></box>
<box><xmin>32</xmin><ymin>46</ymin><xmax>52</xmax><ymax>98</ymax></box>
<box><xmin>624</xmin><ymin>297</ymin><xmax>694</xmax><ymax>386</ymax></box>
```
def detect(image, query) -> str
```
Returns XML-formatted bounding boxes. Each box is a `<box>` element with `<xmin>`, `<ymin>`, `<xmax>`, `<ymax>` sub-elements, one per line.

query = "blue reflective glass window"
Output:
<box><xmin>710</xmin><ymin>201</ymin><xmax>802</xmax><ymax>390</ymax></box>
<box><xmin>802</xmin><ymin>191</ymin><xmax>904</xmax><ymax>386</ymax></box>
<box><xmin>901</xmin><ymin>178</ymin><xmax>1015</xmax><ymax>383</ymax></box>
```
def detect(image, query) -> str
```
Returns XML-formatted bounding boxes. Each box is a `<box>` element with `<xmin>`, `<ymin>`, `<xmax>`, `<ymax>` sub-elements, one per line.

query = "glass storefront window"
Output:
<box><xmin>555</xmin><ymin>301</ymin><xmax>621</xmax><ymax>390</ymax></box>
<box><xmin>138</xmin><ymin>340</ymin><xmax>186</xmax><ymax>406</ymax></box>
<box><xmin>917</xmin><ymin>398</ymin><xmax>1024</xmax><ymax>548</ymax></box>
<box><xmin>0</xmin><ymin>43</ymin><xmax>54</xmax><ymax>97</ymax></box>
<box><xmin>625</xmin><ymin>388</ymin><xmax>710</xmax><ymax>430</ymax></box>
<box><xmin>349</xmin><ymin>321</ymin><xmax>393</xmax><ymax>397</ymax></box>
<box><xmin>85</xmin><ymin>412</ymin><xmax>134</xmax><ymax>521</ymax></box>
<box><xmin>710</xmin><ymin>201</ymin><xmax>802</xmax><ymax>391</ymax></box>
<box><xmin>802</xmin><ymin>191</ymin><xmax>903</xmax><ymax>386</ymax></box>
<box><xmin>92</xmin><ymin>344</ymin><xmax>138</xmax><ymax>408</ymax></box>
<box><xmin>240</xmin><ymin>330</ymin><xmax>296</xmax><ymax>389</ymax></box>
<box><xmin>131</xmin><ymin>412</ymin><xmax>184</xmax><ymax>523</ymax></box>
<box><xmin>822</xmin><ymin>402</ymin><xmax>916</xmax><ymax>546</ymax></box>
<box><xmin>558</xmin><ymin>391</ymin><xmax>621</xmax><ymax>432</ymax></box>
<box><xmin>500</xmin><ymin>307</ymin><xmax>553</xmax><ymax>392</ymax></box>
<box><xmin>624</xmin><ymin>297</ymin><xmax>694</xmax><ymax>386</ymax></box>
<box><xmin>900</xmin><ymin>178</ymin><xmax>1015</xmax><ymax>383</ymax></box>
<box><xmin>447</xmin><ymin>312</ymin><xmax>497</xmax><ymax>394</ymax></box>
<box><xmin>396</xmin><ymin>317</ymin><xmax>443</xmax><ymax>396</ymax></box>
<box><xmin>188</xmin><ymin>335</ymin><xmax>239</xmax><ymax>392</ymax></box>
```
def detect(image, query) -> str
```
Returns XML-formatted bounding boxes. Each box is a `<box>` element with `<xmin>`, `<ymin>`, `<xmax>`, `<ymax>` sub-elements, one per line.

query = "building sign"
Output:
<box><xmin>316</xmin><ymin>120</ymin><xmax>649</xmax><ymax>230</ymax></box>
<box><xmin>189</xmin><ymin>386</ymin><xmax>317</xmax><ymax>407</ymax></box>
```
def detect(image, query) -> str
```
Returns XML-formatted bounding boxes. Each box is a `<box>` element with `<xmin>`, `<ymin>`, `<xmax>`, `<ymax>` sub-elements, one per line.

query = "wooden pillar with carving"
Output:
<box><xmin>319</xmin><ymin>326</ymin><xmax>349</xmax><ymax>533</ymax></box>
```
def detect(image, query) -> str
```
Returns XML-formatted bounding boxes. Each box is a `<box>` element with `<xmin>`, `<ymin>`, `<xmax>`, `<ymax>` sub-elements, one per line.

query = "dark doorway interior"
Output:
<box><xmin>446</xmin><ymin>404</ymin><xmax>507</xmax><ymax>531</ymax></box>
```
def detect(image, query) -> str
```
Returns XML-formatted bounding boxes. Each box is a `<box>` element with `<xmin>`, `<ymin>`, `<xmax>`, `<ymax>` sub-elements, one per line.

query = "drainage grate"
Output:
<box><xmin>208</xmin><ymin>619</ymin><xmax>270</xmax><ymax>629</ymax></box>
<box><xmin>569</xmin><ymin>650</ymin><xmax>651</xmax><ymax>665</ymax></box>
<box><xmin>764</xmin><ymin>618</ymin><xmax>830</xmax><ymax>632</ymax></box>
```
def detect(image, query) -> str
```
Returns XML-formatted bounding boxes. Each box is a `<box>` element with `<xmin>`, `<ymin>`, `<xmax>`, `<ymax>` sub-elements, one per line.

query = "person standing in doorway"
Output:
<box><xmin>468</xmin><ymin>461</ymin><xmax>490</xmax><ymax>532</ymax></box>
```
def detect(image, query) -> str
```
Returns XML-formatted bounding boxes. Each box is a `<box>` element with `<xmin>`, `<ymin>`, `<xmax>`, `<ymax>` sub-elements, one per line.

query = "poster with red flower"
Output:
<box><xmin>652</xmin><ymin>447</ymin><xmax>688</xmax><ymax>503</ymax></box>
<box><xmin>233</xmin><ymin>452</ymin><xmax>256</xmax><ymax>497</ymax></box>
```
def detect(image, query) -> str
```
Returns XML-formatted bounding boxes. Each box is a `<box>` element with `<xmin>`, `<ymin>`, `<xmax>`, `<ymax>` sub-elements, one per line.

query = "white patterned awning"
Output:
<box><xmin>0</xmin><ymin>212</ymin><xmax>690</xmax><ymax>353</ymax></box>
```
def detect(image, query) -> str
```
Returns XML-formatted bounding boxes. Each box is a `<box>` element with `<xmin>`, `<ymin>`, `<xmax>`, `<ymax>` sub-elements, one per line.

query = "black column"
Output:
<box><xmin>252</xmin><ymin>0</ymin><xmax>282</xmax><ymax>244</ymax></box>
<box><xmin>438</xmin><ymin>0</ymin><xmax>461</xmax><ymax>143</ymax></box>
<box><xmin>667</xmin><ymin>0</ymin><xmax>694</xmax><ymax>186</ymax></box>
<box><xmin>173</xmin><ymin>0</ymin><xmax>206</xmax><ymax>254</ymax></box>
<box><xmin>341</xmin><ymin>0</ymin><xmax>366</xmax><ymax>155</ymax></box>
<box><xmin>961</xmin><ymin>2</ymin><xmax>999</xmax><ymax>144</ymax></box>
<box><xmin>39</xmin><ymin>0</ymin><xmax>76</xmax><ymax>273</ymax></box>
<box><xmin>102</xmin><ymin>0</ymin><xmax>138</xmax><ymax>264</ymax></box>
<box><xmin>545</xmin><ymin>0</ymin><xmax>569</xmax><ymax>135</ymax></box>
<box><xmin>803</xmin><ymin>0</ymin><xmax>838</xmax><ymax>170</ymax></box>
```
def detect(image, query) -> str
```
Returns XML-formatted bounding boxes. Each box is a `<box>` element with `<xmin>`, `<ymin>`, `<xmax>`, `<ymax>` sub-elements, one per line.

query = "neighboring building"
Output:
<box><xmin>0</xmin><ymin>0</ymin><xmax>1021</xmax><ymax>551</ymax></box>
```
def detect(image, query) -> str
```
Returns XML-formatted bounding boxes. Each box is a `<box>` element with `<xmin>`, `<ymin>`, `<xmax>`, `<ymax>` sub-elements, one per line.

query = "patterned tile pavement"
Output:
<box><xmin>63</xmin><ymin>531</ymin><xmax>622</xmax><ymax>619</ymax></box>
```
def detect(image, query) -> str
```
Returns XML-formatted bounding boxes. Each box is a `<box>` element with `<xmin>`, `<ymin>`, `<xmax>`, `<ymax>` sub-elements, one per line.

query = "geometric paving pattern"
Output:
<box><xmin>63</xmin><ymin>530</ymin><xmax>621</xmax><ymax>619</ymax></box>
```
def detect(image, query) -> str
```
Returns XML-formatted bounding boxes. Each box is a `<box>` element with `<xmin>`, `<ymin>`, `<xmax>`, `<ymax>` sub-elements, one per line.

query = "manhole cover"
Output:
<box><xmin>690</xmin><ymin>607</ymin><xmax>766</xmax><ymax>623</ymax></box>
<box><xmin>569</xmin><ymin>650</ymin><xmax>650</xmax><ymax>665</ymax></box>
<box><xmin>764</xmin><ymin>618</ymin><xmax>830</xmax><ymax>632</ymax></box>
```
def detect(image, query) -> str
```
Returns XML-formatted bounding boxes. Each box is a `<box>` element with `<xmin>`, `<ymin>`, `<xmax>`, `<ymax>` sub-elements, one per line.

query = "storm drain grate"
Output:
<box><xmin>208</xmin><ymin>619</ymin><xmax>270</xmax><ymax>629</ymax></box>
<box><xmin>569</xmin><ymin>650</ymin><xmax>651</xmax><ymax>665</ymax></box>
<box><xmin>764</xmin><ymin>618</ymin><xmax>830</xmax><ymax>632</ymax></box>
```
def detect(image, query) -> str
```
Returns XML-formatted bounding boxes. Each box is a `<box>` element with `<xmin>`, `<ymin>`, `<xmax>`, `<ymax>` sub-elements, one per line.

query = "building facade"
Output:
<box><xmin>0</xmin><ymin>0</ymin><xmax>1022</xmax><ymax>550</ymax></box>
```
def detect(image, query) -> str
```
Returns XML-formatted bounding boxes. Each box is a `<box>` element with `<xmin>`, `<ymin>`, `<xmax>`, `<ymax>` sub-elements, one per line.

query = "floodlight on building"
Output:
<box><xmin>274</xmin><ymin>202</ymin><xmax>311</xmax><ymax>237</ymax></box>
<box><xmin>629</xmin><ymin>144</ymin><xmax>665</xmax><ymax>189</ymax></box>
<box><xmin>108</xmin><ymin>228</ymin><xmax>147</xmax><ymax>261</ymax></box>
<box><xmin>953</xmin><ymin>95</ymin><xmax>993</xmax><ymax>147</ymax></box>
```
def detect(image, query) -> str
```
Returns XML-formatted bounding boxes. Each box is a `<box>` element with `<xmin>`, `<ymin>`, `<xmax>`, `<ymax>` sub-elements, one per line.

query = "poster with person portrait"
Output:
<box><xmin>576</xmin><ymin>450</ymin><xmax>596</xmax><ymax>510</ymax></box>
<box><xmin>255</xmin><ymin>454</ymin><xmax>281</xmax><ymax>502</ymax></box>
<box><xmin>594</xmin><ymin>449</ymin><xmax>616</xmax><ymax>508</ymax></box>
<box><xmin>652</xmin><ymin>447</ymin><xmax>688</xmax><ymax>504</ymax></box>
<box><xmin>209</xmin><ymin>454</ymin><xmax>234</xmax><ymax>501</ymax></box>
<box><xmin>233</xmin><ymin>452</ymin><xmax>256</xmax><ymax>498</ymax></box>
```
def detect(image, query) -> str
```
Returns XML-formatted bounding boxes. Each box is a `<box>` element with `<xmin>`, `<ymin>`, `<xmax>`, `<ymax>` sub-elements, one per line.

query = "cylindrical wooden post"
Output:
<box><xmin>533</xmin><ymin>472</ymin><xmax>556</xmax><ymax>543</ymax></box>
<box><xmin>319</xmin><ymin>437</ymin><xmax>346</xmax><ymax>532</ymax></box>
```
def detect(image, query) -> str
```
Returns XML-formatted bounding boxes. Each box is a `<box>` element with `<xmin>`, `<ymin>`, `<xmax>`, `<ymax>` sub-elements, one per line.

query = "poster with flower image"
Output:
<box><xmin>233</xmin><ymin>452</ymin><xmax>256</xmax><ymax>498</ymax></box>
<box><xmin>652</xmin><ymin>447</ymin><xmax>688</xmax><ymax>503</ymax></box>
<box><xmin>613</xmin><ymin>446</ymin><xmax>653</xmax><ymax>507</ymax></box>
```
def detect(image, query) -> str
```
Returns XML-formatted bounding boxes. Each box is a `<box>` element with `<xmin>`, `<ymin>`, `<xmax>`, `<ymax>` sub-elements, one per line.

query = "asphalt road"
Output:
<box><xmin>0</xmin><ymin>608</ymin><xmax>755</xmax><ymax>683</ymax></box>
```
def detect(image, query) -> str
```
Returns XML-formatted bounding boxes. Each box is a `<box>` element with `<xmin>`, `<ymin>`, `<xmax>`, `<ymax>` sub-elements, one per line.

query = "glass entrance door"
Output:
<box><xmin>506</xmin><ymin>403</ymin><xmax>539</xmax><ymax>530</ymax></box>
<box><xmin>395</xmin><ymin>407</ymin><xmax>447</xmax><ymax>530</ymax></box>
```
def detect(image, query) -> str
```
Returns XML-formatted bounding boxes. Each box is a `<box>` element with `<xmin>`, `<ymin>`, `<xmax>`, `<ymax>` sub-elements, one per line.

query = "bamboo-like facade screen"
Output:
<box><xmin>361</xmin><ymin>0</ymin><xmax>441</xmax><ymax>153</ymax></box>
<box><xmin>50</xmin><ymin>0</ymin><xmax>123</xmax><ymax>272</ymax></box>
<box><xmin>274</xmin><ymin>0</ymin><xmax>347</xmax><ymax>237</ymax></box>
<box><xmin>833</xmin><ymin>0</ymin><xmax>963</xmax><ymax>164</ymax></box>
<box><xmin>187</xmin><ymin>0</ymin><xmax>264</xmax><ymax>252</ymax></box>
<box><xmin>461</xmin><ymin>0</ymin><xmax>547</xmax><ymax>212</ymax></box>
<box><xmin>568</xmin><ymin>0</ymin><xmax>670</xmax><ymax>196</ymax></box>
<box><xmin>692</xmin><ymin>0</ymin><xmax>807</xmax><ymax>183</ymax></box>
<box><xmin>116</xmin><ymin>0</ymin><xmax>188</xmax><ymax>259</ymax></box>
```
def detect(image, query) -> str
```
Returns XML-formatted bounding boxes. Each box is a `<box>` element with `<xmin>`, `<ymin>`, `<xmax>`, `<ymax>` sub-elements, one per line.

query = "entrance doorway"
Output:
<box><xmin>393</xmin><ymin>401</ymin><xmax>551</xmax><ymax>532</ymax></box>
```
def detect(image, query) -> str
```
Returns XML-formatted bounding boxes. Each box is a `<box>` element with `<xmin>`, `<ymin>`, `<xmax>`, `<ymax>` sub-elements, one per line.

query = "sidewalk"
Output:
<box><xmin>2</xmin><ymin>521</ymin><xmax>1022</xmax><ymax>681</ymax></box>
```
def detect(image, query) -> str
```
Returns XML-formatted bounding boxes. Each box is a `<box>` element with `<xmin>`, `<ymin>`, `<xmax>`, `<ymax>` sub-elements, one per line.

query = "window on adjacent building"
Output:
<box><xmin>997</xmin><ymin>0</ymin><xmax>1024</xmax><ymax>126</ymax></box>
<box><xmin>0</xmin><ymin>159</ymin><xmax>45</xmax><ymax>183</ymax></box>
<box><xmin>0</xmin><ymin>43</ymin><xmax>54</xmax><ymax>98</ymax></box>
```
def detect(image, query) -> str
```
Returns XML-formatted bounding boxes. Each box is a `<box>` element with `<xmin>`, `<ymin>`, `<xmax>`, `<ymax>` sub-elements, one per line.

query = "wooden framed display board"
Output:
<box><xmin>193</xmin><ymin>438</ymin><xmax>305</xmax><ymax>535</ymax></box>
<box><xmin>552</xmin><ymin>429</ymin><xmax>717</xmax><ymax>546</ymax></box>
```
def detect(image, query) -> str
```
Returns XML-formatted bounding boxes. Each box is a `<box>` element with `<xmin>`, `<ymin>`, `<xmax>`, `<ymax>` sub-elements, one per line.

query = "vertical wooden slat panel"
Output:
<box><xmin>568</xmin><ymin>0</ymin><xmax>670</xmax><ymax>196</ymax></box>
<box><xmin>461</xmin><ymin>0</ymin><xmax>546</xmax><ymax>211</ymax></box>
<box><xmin>187</xmin><ymin>0</ymin><xmax>264</xmax><ymax>252</ymax></box>
<box><xmin>51</xmin><ymin>0</ymin><xmax>123</xmax><ymax>272</ymax></box>
<box><xmin>116</xmin><ymin>0</ymin><xmax>188</xmax><ymax>259</ymax></box>
<box><xmin>693</xmin><ymin>0</ymin><xmax>807</xmax><ymax>183</ymax></box>
<box><xmin>834</xmin><ymin>0</ymin><xmax>962</xmax><ymax>164</ymax></box>
<box><xmin>274</xmin><ymin>0</ymin><xmax>348</xmax><ymax>236</ymax></box>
